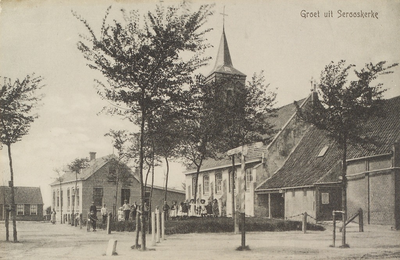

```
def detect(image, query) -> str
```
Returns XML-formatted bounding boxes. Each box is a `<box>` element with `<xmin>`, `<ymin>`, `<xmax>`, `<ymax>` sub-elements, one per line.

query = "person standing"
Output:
<box><xmin>90</xmin><ymin>201</ymin><xmax>97</xmax><ymax>214</ymax></box>
<box><xmin>212</xmin><ymin>199</ymin><xmax>219</xmax><ymax>217</ymax></box>
<box><xmin>130</xmin><ymin>202</ymin><xmax>137</xmax><ymax>221</ymax></box>
<box><xmin>170</xmin><ymin>201</ymin><xmax>178</xmax><ymax>220</ymax></box>
<box><xmin>162</xmin><ymin>201</ymin><xmax>170</xmax><ymax>221</ymax></box>
<box><xmin>199</xmin><ymin>199</ymin><xmax>207</xmax><ymax>217</ymax></box>
<box><xmin>51</xmin><ymin>209</ymin><xmax>56</xmax><ymax>224</ymax></box>
<box><xmin>123</xmin><ymin>200</ymin><xmax>130</xmax><ymax>221</ymax></box>
<box><xmin>89</xmin><ymin>210</ymin><xmax>97</xmax><ymax>231</ymax></box>
<box><xmin>101</xmin><ymin>204</ymin><xmax>107</xmax><ymax>228</ymax></box>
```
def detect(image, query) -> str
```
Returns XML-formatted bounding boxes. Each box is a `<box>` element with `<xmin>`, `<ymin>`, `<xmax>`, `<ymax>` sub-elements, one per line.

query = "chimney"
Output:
<box><xmin>89</xmin><ymin>152</ymin><xmax>96</xmax><ymax>161</ymax></box>
<box><xmin>310</xmin><ymin>78</ymin><xmax>318</xmax><ymax>105</ymax></box>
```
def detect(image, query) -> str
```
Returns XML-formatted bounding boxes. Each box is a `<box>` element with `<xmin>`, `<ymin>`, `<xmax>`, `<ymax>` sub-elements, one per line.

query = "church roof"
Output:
<box><xmin>256</xmin><ymin>95</ymin><xmax>400</xmax><ymax>191</ymax></box>
<box><xmin>184</xmin><ymin>99</ymin><xmax>305</xmax><ymax>174</ymax></box>
<box><xmin>208</xmin><ymin>28</ymin><xmax>246</xmax><ymax>77</ymax></box>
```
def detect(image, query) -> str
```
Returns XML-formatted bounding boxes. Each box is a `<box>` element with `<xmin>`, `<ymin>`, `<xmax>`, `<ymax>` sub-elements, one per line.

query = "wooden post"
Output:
<box><xmin>106</xmin><ymin>239</ymin><xmax>118</xmax><ymax>256</ymax></box>
<box><xmin>107</xmin><ymin>213</ymin><xmax>111</xmax><ymax>234</ymax></box>
<box><xmin>268</xmin><ymin>193</ymin><xmax>272</xmax><ymax>219</ymax></box>
<box><xmin>5</xmin><ymin>208</ymin><xmax>10</xmax><ymax>241</ymax></box>
<box><xmin>358</xmin><ymin>208</ymin><xmax>364</xmax><ymax>232</ymax></box>
<box><xmin>331</xmin><ymin>211</ymin><xmax>336</xmax><ymax>247</ymax></box>
<box><xmin>135</xmin><ymin>212</ymin><xmax>140</xmax><ymax>248</ymax></box>
<box><xmin>151</xmin><ymin>212</ymin><xmax>156</xmax><ymax>246</ymax></box>
<box><xmin>156</xmin><ymin>210</ymin><xmax>161</xmax><ymax>243</ymax></box>
<box><xmin>241</xmin><ymin>212</ymin><xmax>246</xmax><ymax>248</ymax></box>
<box><xmin>161</xmin><ymin>211</ymin><xmax>165</xmax><ymax>240</ymax></box>
<box><xmin>302</xmin><ymin>212</ymin><xmax>307</xmax><ymax>233</ymax></box>
<box><xmin>86</xmin><ymin>213</ymin><xmax>90</xmax><ymax>232</ymax></box>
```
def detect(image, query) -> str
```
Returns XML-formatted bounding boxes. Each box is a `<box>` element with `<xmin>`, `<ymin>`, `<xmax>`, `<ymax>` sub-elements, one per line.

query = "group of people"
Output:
<box><xmin>163</xmin><ymin>198</ymin><xmax>220</xmax><ymax>220</ymax></box>
<box><xmin>117</xmin><ymin>200</ymin><xmax>142</xmax><ymax>222</ymax></box>
<box><xmin>86</xmin><ymin>198</ymin><xmax>220</xmax><ymax>232</ymax></box>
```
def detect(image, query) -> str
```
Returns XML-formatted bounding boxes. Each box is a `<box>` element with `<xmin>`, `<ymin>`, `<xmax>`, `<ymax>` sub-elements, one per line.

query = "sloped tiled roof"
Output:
<box><xmin>346</xmin><ymin>95</ymin><xmax>400</xmax><ymax>159</ymax></box>
<box><xmin>185</xmin><ymin>98</ymin><xmax>306</xmax><ymax>174</ymax></box>
<box><xmin>51</xmin><ymin>154</ymin><xmax>126</xmax><ymax>185</ymax></box>
<box><xmin>257</xmin><ymin>95</ymin><xmax>400</xmax><ymax>191</ymax></box>
<box><xmin>0</xmin><ymin>186</ymin><xmax>43</xmax><ymax>204</ymax></box>
<box><xmin>256</xmin><ymin>126</ymin><xmax>343</xmax><ymax>190</ymax></box>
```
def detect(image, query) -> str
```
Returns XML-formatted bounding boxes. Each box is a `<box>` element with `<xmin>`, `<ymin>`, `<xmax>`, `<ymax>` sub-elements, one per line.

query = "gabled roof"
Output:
<box><xmin>256</xmin><ymin>126</ymin><xmax>342</xmax><ymax>190</ymax></box>
<box><xmin>346</xmin><ymin>95</ymin><xmax>400</xmax><ymax>159</ymax></box>
<box><xmin>208</xmin><ymin>28</ymin><xmax>246</xmax><ymax>77</ymax></box>
<box><xmin>51</xmin><ymin>154</ymin><xmax>135</xmax><ymax>185</ymax></box>
<box><xmin>185</xmin><ymin>99</ymin><xmax>305</xmax><ymax>174</ymax></box>
<box><xmin>256</xmin><ymin>95</ymin><xmax>400</xmax><ymax>191</ymax></box>
<box><xmin>0</xmin><ymin>186</ymin><xmax>43</xmax><ymax>204</ymax></box>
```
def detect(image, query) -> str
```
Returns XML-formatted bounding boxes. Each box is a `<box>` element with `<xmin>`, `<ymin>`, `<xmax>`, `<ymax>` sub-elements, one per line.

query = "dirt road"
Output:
<box><xmin>0</xmin><ymin>221</ymin><xmax>399</xmax><ymax>259</ymax></box>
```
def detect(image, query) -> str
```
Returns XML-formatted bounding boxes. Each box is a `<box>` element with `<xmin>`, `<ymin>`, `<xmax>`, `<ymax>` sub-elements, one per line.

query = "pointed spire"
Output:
<box><xmin>207</xmin><ymin>7</ymin><xmax>245</xmax><ymax>78</ymax></box>
<box><xmin>214</xmin><ymin>29</ymin><xmax>233</xmax><ymax>69</ymax></box>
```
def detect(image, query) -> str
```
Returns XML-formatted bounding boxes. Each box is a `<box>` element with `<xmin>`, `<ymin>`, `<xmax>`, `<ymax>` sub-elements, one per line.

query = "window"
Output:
<box><xmin>303</xmin><ymin>190</ymin><xmax>307</xmax><ymax>196</ymax></box>
<box><xmin>321</xmin><ymin>193</ymin><xmax>330</xmax><ymax>204</ymax></box>
<box><xmin>94</xmin><ymin>187</ymin><xmax>104</xmax><ymax>207</ymax></box>
<box><xmin>318</xmin><ymin>145</ymin><xmax>329</xmax><ymax>157</ymax></box>
<box><xmin>245</xmin><ymin>168</ymin><xmax>253</xmax><ymax>191</ymax></box>
<box><xmin>30</xmin><ymin>205</ymin><xmax>37</xmax><ymax>215</ymax></box>
<box><xmin>76</xmin><ymin>188</ymin><xmax>80</xmax><ymax>206</ymax></box>
<box><xmin>188</xmin><ymin>185</ymin><xmax>191</xmax><ymax>199</ymax></box>
<box><xmin>192</xmin><ymin>177</ymin><xmax>197</xmax><ymax>197</ymax></box>
<box><xmin>215</xmin><ymin>171</ymin><xmax>222</xmax><ymax>193</ymax></box>
<box><xmin>292</xmin><ymin>190</ymin><xmax>295</xmax><ymax>197</ymax></box>
<box><xmin>60</xmin><ymin>190</ymin><xmax>63</xmax><ymax>208</ymax></box>
<box><xmin>67</xmin><ymin>189</ymin><xmax>70</xmax><ymax>208</ymax></box>
<box><xmin>203</xmin><ymin>175</ymin><xmax>209</xmax><ymax>194</ymax></box>
<box><xmin>120</xmin><ymin>188</ymin><xmax>129</xmax><ymax>206</ymax></box>
<box><xmin>72</xmin><ymin>188</ymin><xmax>75</xmax><ymax>207</ymax></box>
<box><xmin>57</xmin><ymin>189</ymin><xmax>60</xmax><ymax>208</ymax></box>
<box><xmin>17</xmin><ymin>204</ymin><xmax>24</xmax><ymax>215</ymax></box>
<box><xmin>53</xmin><ymin>191</ymin><xmax>56</xmax><ymax>209</ymax></box>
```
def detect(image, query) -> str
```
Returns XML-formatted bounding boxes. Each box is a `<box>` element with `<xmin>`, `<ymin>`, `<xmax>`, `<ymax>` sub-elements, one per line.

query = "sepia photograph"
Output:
<box><xmin>1</xmin><ymin>0</ymin><xmax>399</xmax><ymax>259</ymax></box>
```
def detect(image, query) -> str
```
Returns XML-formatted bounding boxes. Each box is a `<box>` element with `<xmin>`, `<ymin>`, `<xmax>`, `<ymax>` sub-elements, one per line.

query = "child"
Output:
<box><xmin>118</xmin><ymin>207</ymin><xmax>124</xmax><ymax>222</ymax></box>
<box><xmin>200</xmin><ymin>199</ymin><xmax>207</xmax><ymax>217</ymax></box>
<box><xmin>89</xmin><ymin>210</ymin><xmax>97</xmax><ymax>231</ymax></box>
<box><xmin>170</xmin><ymin>201</ymin><xmax>177</xmax><ymax>220</ymax></box>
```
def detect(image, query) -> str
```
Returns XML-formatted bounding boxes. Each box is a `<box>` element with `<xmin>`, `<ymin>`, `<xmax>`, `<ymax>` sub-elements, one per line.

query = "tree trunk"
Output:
<box><xmin>7</xmin><ymin>144</ymin><xmax>17</xmax><ymax>242</ymax></box>
<box><xmin>193</xmin><ymin>162</ymin><xmax>202</xmax><ymax>204</ymax></box>
<box><xmin>3</xmin><ymin>187</ymin><xmax>9</xmax><ymax>241</ymax></box>
<box><xmin>115</xmin><ymin>168</ymin><xmax>119</xmax><ymax>221</ymax></box>
<box><xmin>149</xmin><ymin>148</ymin><xmax>155</xmax><ymax>227</ymax></box>
<box><xmin>60</xmin><ymin>182</ymin><xmax>63</xmax><ymax>224</ymax></box>
<box><xmin>72</xmin><ymin>172</ymin><xmax>77</xmax><ymax>226</ymax></box>
<box><xmin>138</xmin><ymin>109</ymin><xmax>146</xmax><ymax>251</ymax></box>
<box><xmin>341</xmin><ymin>137</ymin><xmax>348</xmax><ymax>247</ymax></box>
<box><xmin>231</xmin><ymin>155</ymin><xmax>238</xmax><ymax>233</ymax></box>
<box><xmin>164</xmin><ymin>157</ymin><xmax>169</xmax><ymax>202</ymax></box>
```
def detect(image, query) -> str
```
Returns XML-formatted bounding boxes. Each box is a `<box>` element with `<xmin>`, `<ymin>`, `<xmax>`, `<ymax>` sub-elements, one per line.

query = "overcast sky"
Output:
<box><xmin>1</xmin><ymin>0</ymin><xmax>399</xmax><ymax>207</ymax></box>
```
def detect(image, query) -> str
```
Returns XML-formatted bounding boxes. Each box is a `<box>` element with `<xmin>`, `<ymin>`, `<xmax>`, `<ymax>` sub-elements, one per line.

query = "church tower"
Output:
<box><xmin>206</xmin><ymin>25</ymin><xmax>246</xmax><ymax>96</ymax></box>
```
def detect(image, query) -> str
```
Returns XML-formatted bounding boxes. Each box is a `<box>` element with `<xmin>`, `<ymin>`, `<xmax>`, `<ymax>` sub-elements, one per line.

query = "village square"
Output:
<box><xmin>1</xmin><ymin>0</ymin><xmax>400</xmax><ymax>259</ymax></box>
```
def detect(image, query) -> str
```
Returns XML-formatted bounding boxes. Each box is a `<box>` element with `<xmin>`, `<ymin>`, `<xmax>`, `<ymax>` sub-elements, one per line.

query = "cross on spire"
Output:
<box><xmin>220</xmin><ymin>6</ymin><xmax>228</xmax><ymax>29</ymax></box>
